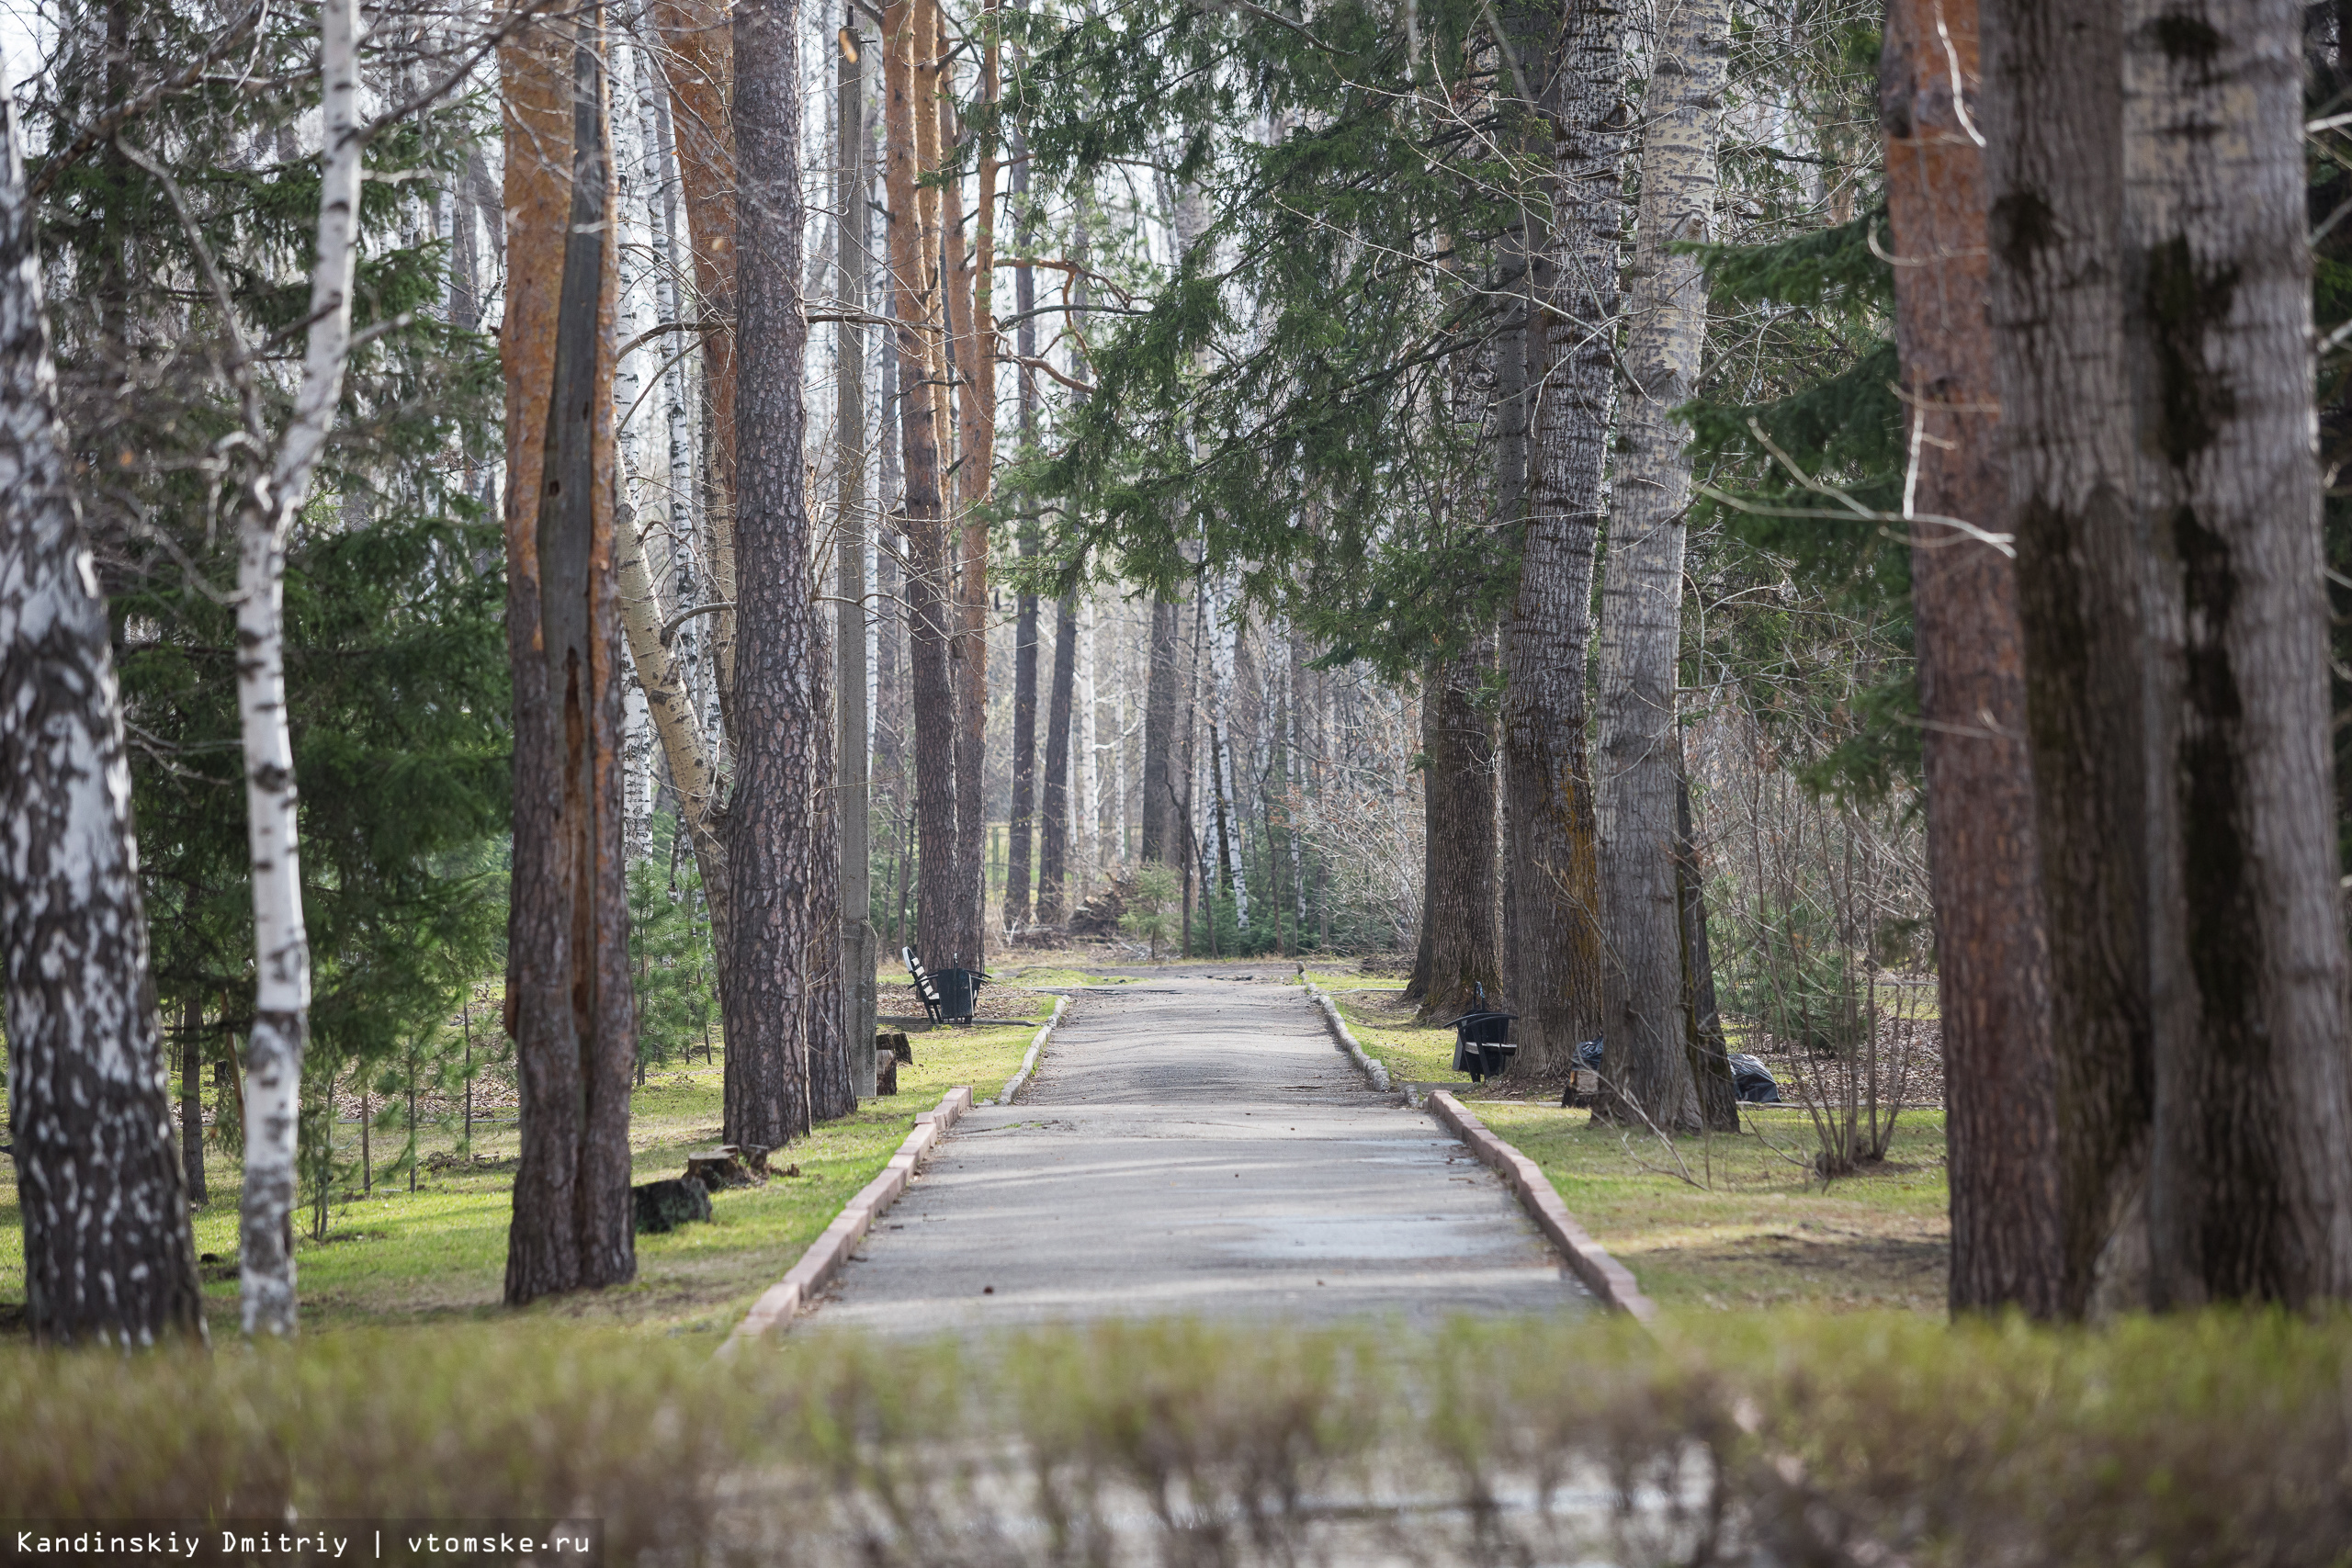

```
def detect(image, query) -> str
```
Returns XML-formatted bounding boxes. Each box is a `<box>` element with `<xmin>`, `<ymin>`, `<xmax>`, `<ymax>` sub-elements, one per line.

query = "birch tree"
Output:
<box><xmin>0</xmin><ymin>102</ymin><xmax>204</xmax><ymax>1347</ymax></box>
<box><xmin>230</xmin><ymin>0</ymin><xmax>367</xmax><ymax>1337</ymax></box>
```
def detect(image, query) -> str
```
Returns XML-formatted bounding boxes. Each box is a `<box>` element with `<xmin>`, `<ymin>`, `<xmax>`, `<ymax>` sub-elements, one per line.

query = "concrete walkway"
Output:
<box><xmin>811</xmin><ymin>973</ymin><xmax>1589</xmax><ymax>1333</ymax></box>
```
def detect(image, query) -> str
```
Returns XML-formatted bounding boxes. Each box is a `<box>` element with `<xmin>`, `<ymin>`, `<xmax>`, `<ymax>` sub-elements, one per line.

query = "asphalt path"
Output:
<box><xmin>811</xmin><ymin>972</ymin><xmax>1589</xmax><ymax>1333</ymax></box>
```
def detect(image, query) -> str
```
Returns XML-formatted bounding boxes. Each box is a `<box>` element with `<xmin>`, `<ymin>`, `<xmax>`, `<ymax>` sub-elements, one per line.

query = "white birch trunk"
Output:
<box><xmin>0</xmin><ymin>102</ymin><xmax>204</xmax><ymax>1346</ymax></box>
<box><xmin>236</xmin><ymin>0</ymin><xmax>365</xmax><ymax>1337</ymax></box>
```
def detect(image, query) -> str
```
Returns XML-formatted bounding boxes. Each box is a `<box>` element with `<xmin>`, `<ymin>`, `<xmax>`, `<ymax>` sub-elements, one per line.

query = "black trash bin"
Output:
<box><xmin>933</xmin><ymin>967</ymin><xmax>985</xmax><ymax>1022</ymax></box>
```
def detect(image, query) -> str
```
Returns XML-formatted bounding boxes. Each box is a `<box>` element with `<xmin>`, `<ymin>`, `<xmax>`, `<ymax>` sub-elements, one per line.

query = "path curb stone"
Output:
<box><xmin>1302</xmin><ymin>982</ymin><xmax>1392</xmax><ymax>1091</ymax></box>
<box><xmin>722</xmin><ymin>1084</ymin><xmax>975</xmax><ymax>1348</ymax></box>
<box><xmin>996</xmin><ymin>994</ymin><xmax>1069</xmax><ymax>1104</ymax></box>
<box><xmin>1427</xmin><ymin>1090</ymin><xmax>1658</xmax><ymax>1325</ymax></box>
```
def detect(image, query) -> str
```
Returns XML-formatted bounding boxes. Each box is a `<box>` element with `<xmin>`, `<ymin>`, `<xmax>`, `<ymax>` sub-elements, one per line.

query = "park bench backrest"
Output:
<box><xmin>903</xmin><ymin>947</ymin><xmax>944</xmax><ymax>1021</ymax></box>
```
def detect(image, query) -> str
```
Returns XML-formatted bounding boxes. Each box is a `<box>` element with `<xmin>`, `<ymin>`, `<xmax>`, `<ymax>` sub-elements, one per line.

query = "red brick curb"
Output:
<box><xmin>722</xmin><ymin>1084</ymin><xmax>975</xmax><ymax>1348</ymax></box>
<box><xmin>1427</xmin><ymin>1089</ymin><xmax>1658</xmax><ymax>1326</ymax></box>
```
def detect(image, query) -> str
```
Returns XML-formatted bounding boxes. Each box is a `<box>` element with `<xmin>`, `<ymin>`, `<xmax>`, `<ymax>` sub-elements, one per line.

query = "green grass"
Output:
<box><xmin>1322</xmin><ymin>990</ymin><xmax>1951</xmax><ymax>1314</ymax></box>
<box><xmin>1</xmin><ymin>1021</ymin><xmax>1039</xmax><ymax>1339</ymax></box>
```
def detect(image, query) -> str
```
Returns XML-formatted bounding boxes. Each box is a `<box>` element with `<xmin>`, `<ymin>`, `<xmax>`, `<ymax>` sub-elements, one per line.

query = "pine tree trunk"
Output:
<box><xmin>1883</xmin><ymin>0</ymin><xmax>2063</xmax><ymax>1313</ymax></box>
<box><xmin>2124</xmin><ymin>0</ymin><xmax>2352</xmax><ymax>1305</ymax></box>
<box><xmin>1416</xmin><ymin>640</ymin><xmax>1500</xmax><ymax>1022</ymax></box>
<box><xmin>838</xmin><ymin>18</ymin><xmax>877</xmax><ymax>1100</ymax></box>
<box><xmin>944</xmin><ymin>24</ymin><xmax>999</xmax><ymax>967</ymax></box>
<box><xmin>886</xmin><ymin>0</ymin><xmax>958</xmax><ymax>971</ymax></box>
<box><xmin>1036</xmin><ymin>592</ymin><xmax>1079</xmax><ymax>921</ymax></box>
<box><xmin>1593</xmin><ymin>0</ymin><xmax>1730</xmax><ymax>1132</ymax></box>
<box><xmin>0</xmin><ymin>107</ymin><xmax>204</xmax><ymax>1344</ymax></box>
<box><xmin>501</xmin><ymin>2</ymin><xmax>639</xmax><ymax>1305</ymax></box>
<box><xmin>1499</xmin><ymin>0</ymin><xmax>1629</xmax><ymax>1075</ymax></box>
<box><xmin>1983</xmin><ymin>0</ymin><xmax>2157</xmax><ymax>1315</ymax></box>
<box><xmin>179</xmin><ymin>998</ymin><xmax>206</xmax><ymax>1207</ymax></box>
<box><xmin>1142</xmin><ymin>598</ymin><xmax>1180</xmax><ymax>863</ymax></box>
<box><xmin>1004</xmin><ymin>141</ymin><xmax>1040</xmax><ymax>929</ymax></box>
<box><xmin>727</xmin><ymin>0</ymin><xmax>833</xmax><ymax>1143</ymax></box>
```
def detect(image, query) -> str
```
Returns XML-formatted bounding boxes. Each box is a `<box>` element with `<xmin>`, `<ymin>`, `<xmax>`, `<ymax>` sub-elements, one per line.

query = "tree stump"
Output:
<box><xmin>631</xmin><ymin>1178</ymin><xmax>712</xmax><ymax>1234</ymax></box>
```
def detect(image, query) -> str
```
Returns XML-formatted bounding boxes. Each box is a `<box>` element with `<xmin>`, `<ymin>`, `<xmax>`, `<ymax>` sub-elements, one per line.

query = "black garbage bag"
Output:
<box><xmin>1574</xmin><ymin>1035</ymin><xmax>1605</xmax><ymax>1073</ymax></box>
<box><xmin>1728</xmin><ymin>1052</ymin><xmax>1781</xmax><ymax>1104</ymax></box>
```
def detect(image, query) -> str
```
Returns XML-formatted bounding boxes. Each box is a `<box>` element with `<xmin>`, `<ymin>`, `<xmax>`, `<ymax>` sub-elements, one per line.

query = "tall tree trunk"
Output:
<box><xmin>728</xmin><ymin>0</ymin><xmax>834</xmax><ymax>1143</ymax></box>
<box><xmin>1883</xmin><ymin>0</ymin><xmax>2064</xmax><ymax>1314</ymax></box>
<box><xmin>1594</xmin><ymin>0</ymin><xmax>1731</xmax><ymax>1132</ymax></box>
<box><xmin>1983</xmin><ymin>0</ymin><xmax>2156</xmax><ymax>1316</ymax></box>
<box><xmin>1142</xmin><ymin>597</ymin><xmax>1181</xmax><ymax>863</ymax></box>
<box><xmin>221</xmin><ymin>0</ymin><xmax>367</xmax><ymax>1336</ymax></box>
<box><xmin>1672</xmin><ymin>760</ymin><xmax>1737</xmax><ymax>1128</ymax></box>
<box><xmin>647</xmin><ymin>0</ymin><xmax>739</xmax><ymax>717</ymax></box>
<box><xmin>613</xmin><ymin>490</ymin><xmax>734</xmax><ymax>1010</ymax></box>
<box><xmin>944</xmin><ymin>18</ymin><xmax>999</xmax><ymax>967</ymax></box>
<box><xmin>887</xmin><ymin>0</ymin><xmax>958</xmax><ymax>968</ymax></box>
<box><xmin>1415</xmin><ymin>640</ymin><xmax>1501</xmax><ymax>1022</ymax></box>
<box><xmin>1499</xmin><ymin>0</ymin><xmax>1628</xmax><ymax>1075</ymax></box>
<box><xmin>1004</xmin><ymin>135</ymin><xmax>1040</xmax><ymax>931</ymax></box>
<box><xmin>838</xmin><ymin>17</ymin><xmax>877</xmax><ymax>1099</ymax></box>
<box><xmin>179</xmin><ymin>998</ymin><xmax>206</xmax><ymax>1206</ymax></box>
<box><xmin>502</xmin><ymin>0</ymin><xmax>639</xmax><ymax>1305</ymax></box>
<box><xmin>0</xmin><ymin>106</ymin><xmax>203</xmax><ymax>1344</ymax></box>
<box><xmin>2124</xmin><ymin>0</ymin><xmax>2352</xmax><ymax>1305</ymax></box>
<box><xmin>1036</xmin><ymin>592</ymin><xmax>1079</xmax><ymax>921</ymax></box>
<box><xmin>875</xmin><ymin>334</ymin><xmax>907</xmax><ymax>820</ymax></box>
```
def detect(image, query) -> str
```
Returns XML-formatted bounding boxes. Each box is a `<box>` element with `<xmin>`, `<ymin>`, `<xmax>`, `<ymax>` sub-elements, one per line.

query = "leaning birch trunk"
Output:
<box><xmin>0</xmin><ymin>103</ymin><xmax>205</xmax><ymax>1347</ymax></box>
<box><xmin>614</xmin><ymin>504</ymin><xmax>734</xmax><ymax>987</ymax></box>
<box><xmin>1498</xmin><ymin>0</ymin><xmax>1629</xmax><ymax>1075</ymax></box>
<box><xmin>2122</xmin><ymin>0</ymin><xmax>2352</xmax><ymax>1305</ymax></box>
<box><xmin>232</xmin><ymin>0</ymin><xmax>365</xmax><ymax>1337</ymax></box>
<box><xmin>1592</xmin><ymin>0</ymin><xmax>1731</xmax><ymax>1133</ymax></box>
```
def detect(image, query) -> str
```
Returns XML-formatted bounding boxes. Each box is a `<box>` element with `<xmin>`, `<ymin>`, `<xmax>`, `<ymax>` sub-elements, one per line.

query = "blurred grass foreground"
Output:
<box><xmin>5</xmin><ymin>1311</ymin><xmax>2349</xmax><ymax>1565</ymax></box>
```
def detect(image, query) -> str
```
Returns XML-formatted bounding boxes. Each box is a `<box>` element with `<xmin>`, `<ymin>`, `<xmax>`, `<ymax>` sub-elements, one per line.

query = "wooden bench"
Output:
<box><xmin>1450</xmin><ymin>1008</ymin><xmax>1519</xmax><ymax>1084</ymax></box>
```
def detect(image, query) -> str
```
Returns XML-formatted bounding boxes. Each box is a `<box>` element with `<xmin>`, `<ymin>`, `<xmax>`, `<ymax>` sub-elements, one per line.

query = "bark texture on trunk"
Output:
<box><xmin>1593</xmin><ymin>0</ymin><xmax>1729</xmax><ymax>1132</ymax></box>
<box><xmin>1036</xmin><ymin>592</ymin><xmax>1079</xmax><ymax>921</ymax></box>
<box><xmin>1142</xmin><ymin>597</ymin><xmax>1180</xmax><ymax>864</ymax></box>
<box><xmin>1415</xmin><ymin>643</ymin><xmax>1500</xmax><ymax>1023</ymax></box>
<box><xmin>0</xmin><ymin>105</ymin><xmax>203</xmax><ymax>1345</ymax></box>
<box><xmin>178</xmin><ymin>999</ymin><xmax>207</xmax><ymax>1206</ymax></box>
<box><xmin>614</xmin><ymin>499</ymin><xmax>733</xmax><ymax>995</ymax></box>
<box><xmin>885</xmin><ymin>0</ymin><xmax>957</xmax><ymax>969</ymax></box>
<box><xmin>944</xmin><ymin>27</ymin><xmax>998</xmax><ymax>968</ymax></box>
<box><xmin>502</xmin><ymin>3</ymin><xmax>639</xmax><ymax>1306</ymax></box>
<box><xmin>1004</xmin><ymin>141</ymin><xmax>1039</xmax><ymax>931</ymax></box>
<box><xmin>2123</xmin><ymin>0</ymin><xmax>2352</xmax><ymax>1305</ymax></box>
<box><xmin>1672</xmin><ymin>762</ymin><xmax>1738</xmax><ymax>1129</ymax></box>
<box><xmin>1984</xmin><ymin>0</ymin><xmax>2156</xmax><ymax>1316</ymax></box>
<box><xmin>727</xmin><ymin>0</ymin><xmax>837</xmax><ymax>1144</ymax></box>
<box><xmin>647</xmin><ymin>0</ymin><xmax>739</xmax><ymax>711</ymax></box>
<box><xmin>838</xmin><ymin>19</ymin><xmax>876</xmax><ymax>1100</ymax></box>
<box><xmin>1883</xmin><ymin>0</ymin><xmax>2064</xmax><ymax>1314</ymax></box>
<box><xmin>224</xmin><ymin>0</ymin><xmax>367</xmax><ymax>1336</ymax></box>
<box><xmin>1500</xmin><ymin>0</ymin><xmax>1628</xmax><ymax>1075</ymax></box>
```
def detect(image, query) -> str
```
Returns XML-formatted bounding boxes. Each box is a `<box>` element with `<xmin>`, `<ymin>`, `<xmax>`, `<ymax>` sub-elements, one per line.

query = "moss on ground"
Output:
<box><xmin>1325</xmin><ymin>989</ymin><xmax>1951</xmax><ymax>1314</ymax></box>
<box><xmin>0</xmin><ymin>1021</ymin><xmax>1036</xmax><ymax>1339</ymax></box>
